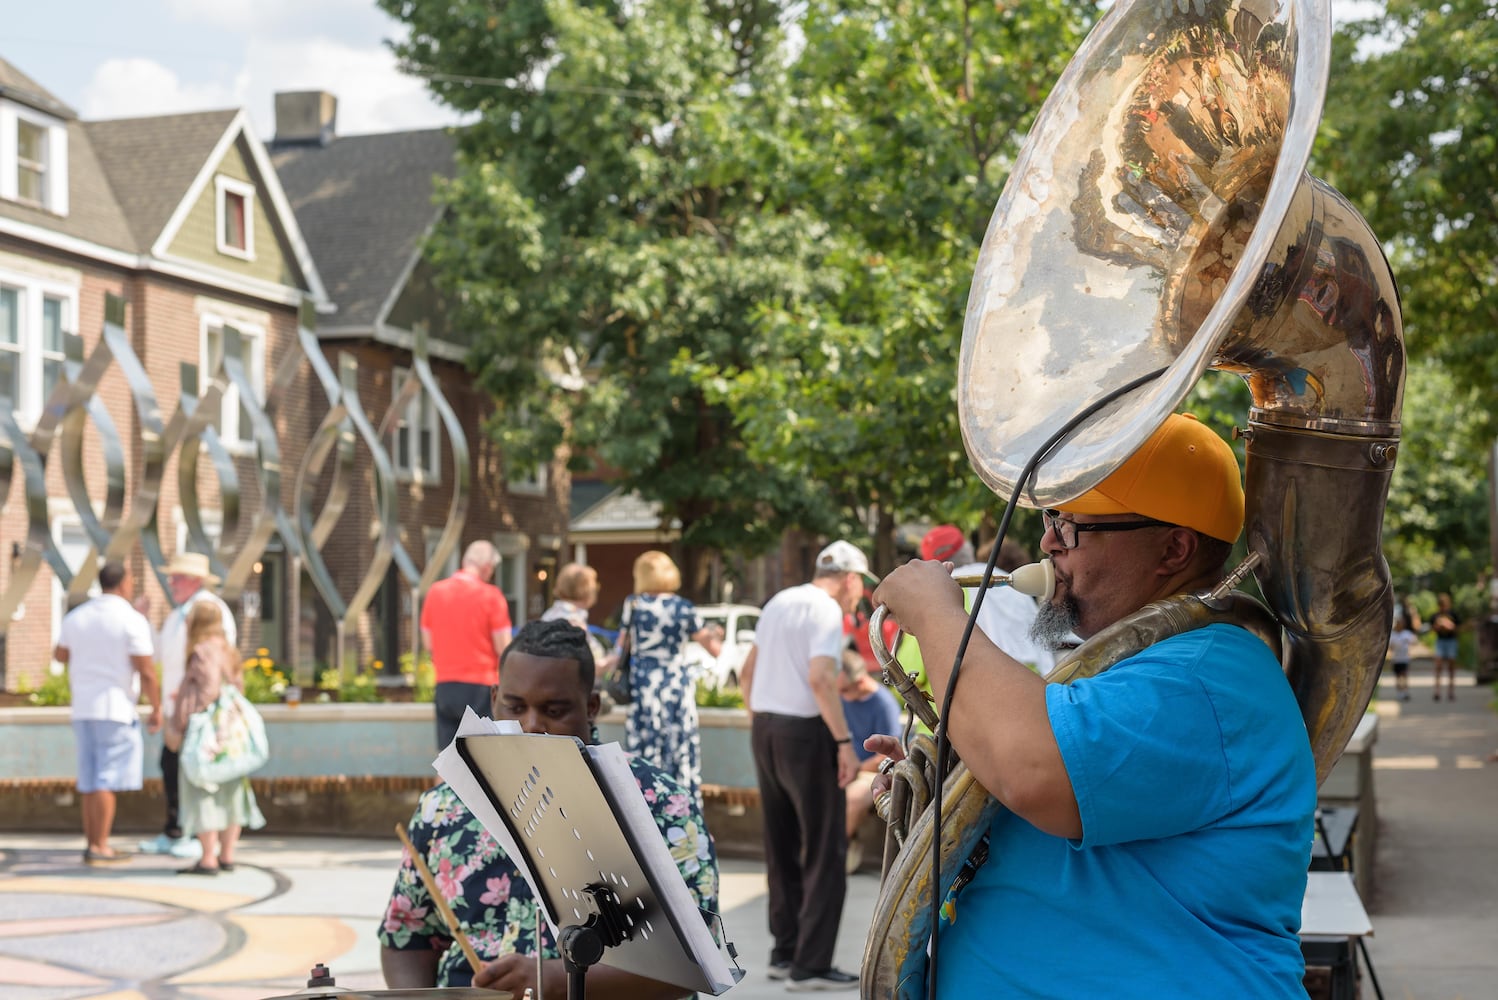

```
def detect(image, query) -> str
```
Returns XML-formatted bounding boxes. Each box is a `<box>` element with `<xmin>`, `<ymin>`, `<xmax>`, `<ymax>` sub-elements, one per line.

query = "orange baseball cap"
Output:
<box><xmin>1053</xmin><ymin>413</ymin><xmax>1244</xmax><ymax>543</ymax></box>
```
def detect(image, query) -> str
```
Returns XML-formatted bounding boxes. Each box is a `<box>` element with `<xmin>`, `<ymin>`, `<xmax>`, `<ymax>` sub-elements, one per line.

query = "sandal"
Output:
<box><xmin>219</xmin><ymin>861</ymin><xmax>236</xmax><ymax>872</ymax></box>
<box><xmin>178</xmin><ymin>862</ymin><xmax>220</xmax><ymax>876</ymax></box>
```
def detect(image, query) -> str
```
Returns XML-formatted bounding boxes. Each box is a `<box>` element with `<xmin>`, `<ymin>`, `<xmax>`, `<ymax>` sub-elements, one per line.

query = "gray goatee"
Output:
<box><xmin>1030</xmin><ymin>597</ymin><xmax>1081</xmax><ymax>650</ymax></box>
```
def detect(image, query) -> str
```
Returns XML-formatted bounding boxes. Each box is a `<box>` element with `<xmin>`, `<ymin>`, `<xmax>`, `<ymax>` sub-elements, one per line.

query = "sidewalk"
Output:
<box><xmin>0</xmin><ymin>832</ymin><xmax>878</xmax><ymax>999</ymax></box>
<box><xmin>1359</xmin><ymin>670</ymin><xmax>1498</xmax><ymax>998</ymax></box>
<box><xmin>0</xmin><ymin>670</ymin><xmax>1492</xmax><ymax>999</ymax></box>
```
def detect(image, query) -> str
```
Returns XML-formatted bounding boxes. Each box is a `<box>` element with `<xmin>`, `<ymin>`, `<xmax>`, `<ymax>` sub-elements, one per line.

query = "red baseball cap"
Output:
<box><xmin>921</xmin><ymin>525</ymin><xmax>967</xmax><ymax>562</ymax></box>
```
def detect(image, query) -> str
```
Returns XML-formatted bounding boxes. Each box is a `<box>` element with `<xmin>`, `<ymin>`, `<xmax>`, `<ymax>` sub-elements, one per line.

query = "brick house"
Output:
<box><xmin>0</xmin><ymin>57</ymin><xmax>566</xmax><ymax>690</ymax></box>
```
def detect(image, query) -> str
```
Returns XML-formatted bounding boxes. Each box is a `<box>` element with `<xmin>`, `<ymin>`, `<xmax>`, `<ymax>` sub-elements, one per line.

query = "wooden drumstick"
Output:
<box><xmin>394</xmin><ymin>822</ymin><xmax>486</xmax><ymax>977</ymax></box>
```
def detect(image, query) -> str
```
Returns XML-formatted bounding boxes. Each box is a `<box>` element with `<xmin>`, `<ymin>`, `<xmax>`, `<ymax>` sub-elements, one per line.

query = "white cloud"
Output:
<box><xmin>74</xmin><ymin>31</ymin><xmax>461</xmax><ymax>138</ymax></box>
<box><xmin>80</xmin><ymin>58</ymin><xmax>248</xmax><ymax>120</ymax></box>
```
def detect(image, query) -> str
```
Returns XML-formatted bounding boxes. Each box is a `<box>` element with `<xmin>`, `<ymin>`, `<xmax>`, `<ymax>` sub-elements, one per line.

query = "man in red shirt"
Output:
<box><xmin>421</xmin><ymin>540</ymin><xmax>513</xmax><ymax>750</ymax></box>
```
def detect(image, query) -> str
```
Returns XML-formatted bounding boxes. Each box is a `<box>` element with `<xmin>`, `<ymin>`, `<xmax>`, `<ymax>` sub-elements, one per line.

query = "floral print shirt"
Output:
<box><xmin>378</xmin><ymin>753</ymin><xmax>719</xmax><ymax>987</ymax></box>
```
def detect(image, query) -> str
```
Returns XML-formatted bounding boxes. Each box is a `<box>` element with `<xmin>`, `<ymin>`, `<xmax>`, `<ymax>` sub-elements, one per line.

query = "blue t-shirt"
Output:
<box><xmin>842</xmin><ymin>685</ymin><xmax>902</xmax><ymax>762</ymax></box>
<box><xmin>938</xmin><ymin>624</ymin><xmax>1316</xmax><ymax>998</ymax></box>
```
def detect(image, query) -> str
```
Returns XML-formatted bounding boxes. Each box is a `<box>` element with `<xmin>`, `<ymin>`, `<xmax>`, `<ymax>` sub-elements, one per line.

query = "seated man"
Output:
<box><xmin>838</xmin><ymin>650</ymin><xmax>902</xmax><ymax>872</ymax></box>
<box><xmin>379</xmin><ymin>619</ymin><xmax>720</xmax><ymax>997</ymax></box>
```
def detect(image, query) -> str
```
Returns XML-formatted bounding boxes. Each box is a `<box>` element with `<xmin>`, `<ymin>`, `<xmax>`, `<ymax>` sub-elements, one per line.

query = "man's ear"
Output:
<box><xmin>587</xmin><ymin>689</ymin><xmax>602</xmax><ymax>720</ymax></box>
<box><xmin>489</xmin><ymin>685</ymin><xmax>501</xmax><ymax>717</ymax></box>
<box><xmin>1158</xmin><ymin>526</ymin><xmax>1200</xmax><ymax>576</ymax></box>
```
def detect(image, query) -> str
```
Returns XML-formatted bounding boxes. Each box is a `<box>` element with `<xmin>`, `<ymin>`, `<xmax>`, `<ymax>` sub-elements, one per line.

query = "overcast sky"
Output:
<box><xmin>3</xmin><ymin>0</ymin><xmax>465</xmax><ymax>139</ymax></box>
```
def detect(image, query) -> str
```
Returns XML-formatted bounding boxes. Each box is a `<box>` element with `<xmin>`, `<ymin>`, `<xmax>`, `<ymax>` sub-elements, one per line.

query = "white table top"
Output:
<box><xmin>1301</xmin><ymin>871</ymin><xmax>1373</xmax><ymax>938</ymax></box>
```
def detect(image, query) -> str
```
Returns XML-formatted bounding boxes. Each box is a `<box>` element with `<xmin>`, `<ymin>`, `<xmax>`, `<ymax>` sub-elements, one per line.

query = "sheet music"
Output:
<box><xmin>586</xmin><ymin>740</ymin><xmax>735</xmax><ymax>988</ymax></box>
<box><xmin>434</xmin><ymin>709</ymin><xmax>737</xmax><ymax>994</ymax></box>
<box><xmin>433</xmin><ymin>710</ymin><xmax>550</xmax><ymax>930</ymax></box>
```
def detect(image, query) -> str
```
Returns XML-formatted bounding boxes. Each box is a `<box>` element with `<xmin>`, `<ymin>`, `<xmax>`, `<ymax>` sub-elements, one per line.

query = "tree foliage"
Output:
<box><xmin>692</xmin><ymin>0</ymin><xmax>1099</xmax><ymax>569</ymax></box>
<box><xmin>1320</xmin><ymin>0</ymin><xmax>1498</xmax><ymax>595</ymax></box>
<box><xmin>1322</xmin><ymin>0</ymin><xmax>1498</xmax><ymax>417</ymax></box>
<box><xmin>379</xmin><ymin>0</ymin><xmax>840</xmax><ymax>586</ymax></box>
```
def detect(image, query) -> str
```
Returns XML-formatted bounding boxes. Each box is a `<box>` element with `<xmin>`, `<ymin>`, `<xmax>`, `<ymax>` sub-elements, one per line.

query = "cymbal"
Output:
<box><xmin>260</xmin><ymin>989</ymin><xmax>511</xmax><ymax>1000</ymax></box>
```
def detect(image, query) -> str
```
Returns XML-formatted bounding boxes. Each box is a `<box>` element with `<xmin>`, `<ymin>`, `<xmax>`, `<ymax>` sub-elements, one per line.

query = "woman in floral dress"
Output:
<box><xmin>621</xmin><ymin>551</ymin><xmax>722</xmax><ymax>807</ymax></box>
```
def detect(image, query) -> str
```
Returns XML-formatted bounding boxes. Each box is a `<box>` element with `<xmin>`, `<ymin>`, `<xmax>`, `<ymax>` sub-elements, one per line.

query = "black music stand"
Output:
<box><xmin>452</xmin><ymin>730</ymin><xmax>741</xmax><ymax>999</ymax></box>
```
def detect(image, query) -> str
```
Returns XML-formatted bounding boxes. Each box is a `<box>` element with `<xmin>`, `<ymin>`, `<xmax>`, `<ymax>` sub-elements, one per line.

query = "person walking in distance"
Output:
<box><xmin>1387</xmin><ymin>613</ymin><xmax>1417</xmax><ymax>702</ymax></box>
<box><xmin>139</xmin><ymin>552</ymin><xmax>235</xmax><ymax>859</ymax></box>
<box><xmin>55</xmin><ymin>562</ymin><xmax>160</xmax><ymax>865</ymax></box>
<box><xmin>739</xmin><ymin>540</ymin><xmax>874</xmax><ymax>991</ymax></box>
<box><xmin>421</xmin><ymin>540</ymin><xmax>512</xmax><ymax>750</ymax></box>
<box><xmin>1430</xmin><ymin>592</ymin><xmax>1461</xmax><ymax>701</ymax></box>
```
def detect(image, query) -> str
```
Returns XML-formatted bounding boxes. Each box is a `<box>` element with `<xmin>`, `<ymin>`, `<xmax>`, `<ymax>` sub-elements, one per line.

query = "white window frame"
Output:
<box><xmin>493</xmin><ymin>532</ymin><xmax>531</xmax><ymax>624</ymax></box>
<box><xmin>174</xmin><ymin>506</ymin><xmax>225</xmax><ymax>556</ymax></box>
<box><xmin>0</xmin><ymin>263</ymin><xmax>76</xmax><ymax>429</ymax></box>
<box><xmin>0</xmin><ymin>101</ymin><xmax>69</xmax><ymax>215</ymax></box>
<box><xmin>199</xmin><ymin>312</ymin><xmax>266</xmax><ymax>455</ymax></box>
<box><xmin>391</xmin><ymin>365</ymin><xmax>442</xmax><ymax>484</ymax></box>
<box><xmin>507</xmin><ymin>406</ymin><xmax>548</xmax><ymax>496</ymax></box>
<box><xmin>50</xmin><ymin>513</ymin><xmax>93</xmax><ymax>673</ymax></box>
<box><xmin>214</xmin><ymin>175</ymin><xmax>256</xmax><ymax>261</ymax></box>
<box><xmin>423</xmin><ymin>527</ymin><xmax>460</xmax><ymax>578</ymax></box>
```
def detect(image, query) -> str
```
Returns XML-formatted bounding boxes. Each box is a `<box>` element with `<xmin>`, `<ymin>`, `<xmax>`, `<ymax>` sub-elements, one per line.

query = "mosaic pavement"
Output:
<box><xmin>0</xmin><ymin>834</ymin><xmax>399</xmax><ymax>1000</ymax></box>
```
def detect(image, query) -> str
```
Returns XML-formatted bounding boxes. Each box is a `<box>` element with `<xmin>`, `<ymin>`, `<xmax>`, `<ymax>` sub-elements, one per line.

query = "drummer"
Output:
<box><xmin>377</xmin><ymin>619</ymin><xmax>720</xmax><ymax>995</ymax></box>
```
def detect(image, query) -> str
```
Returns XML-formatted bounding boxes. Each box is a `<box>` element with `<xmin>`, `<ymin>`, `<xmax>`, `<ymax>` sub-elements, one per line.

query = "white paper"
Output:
<box><xmin>437</xmin><ymin>713</ymin><xmax>738</xmax><ymax>994</ymax></box>
<box><xmin>434</xmin><ymin>710</ymin><xmax>558</xmax><ymax>936</ymax></box>
<box><xmin>586</xmin><ymin>741</ymin><xmax>737</xmax><ymax>991</ymax></box>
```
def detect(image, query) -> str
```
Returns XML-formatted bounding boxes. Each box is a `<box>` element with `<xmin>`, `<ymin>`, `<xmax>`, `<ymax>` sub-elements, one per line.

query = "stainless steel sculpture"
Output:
<box><xmin>291</xmin><ymin>352</ymin><xmax>397</xmax><ymax>680</ymax></box>
<box><xmin>1</xmin><ymin>291</ymin><xmax>475</xmax><ymax>690</ymax></box>
<box><xmin>375</xmin><ymin>324</ymin><xmax>471</xmax><ymax>660</ymax></box>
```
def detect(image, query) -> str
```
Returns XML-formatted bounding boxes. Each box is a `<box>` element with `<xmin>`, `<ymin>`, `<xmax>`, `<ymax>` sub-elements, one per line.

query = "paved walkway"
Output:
<box><xmin>1359</xmin><ymin>671</ymin><xmax>1498</xmax><ymax>999</ymax></box>
<box><xmin>0</xmin><ymin>669</ymin><xmax>1492</xmax><ymax>999</ymax></box>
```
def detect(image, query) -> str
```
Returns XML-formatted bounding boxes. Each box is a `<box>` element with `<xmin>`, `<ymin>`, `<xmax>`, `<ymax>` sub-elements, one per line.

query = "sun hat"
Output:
<box><xmin>1053</xmin><ymin>413</ymin><xmax>1244</xmax><ymax>543</ymax></box>
<box><xmin>163</xmin><ymin>551</ymin><xmax>218</xmax><ymax>583</ymax></box>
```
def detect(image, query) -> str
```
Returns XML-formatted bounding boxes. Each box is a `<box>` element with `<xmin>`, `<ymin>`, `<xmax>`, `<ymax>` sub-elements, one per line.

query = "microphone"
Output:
<box><xmin>952</xmin><ymin>559</ymin><xmax>1055</xmax><ymax>602</ymax></box>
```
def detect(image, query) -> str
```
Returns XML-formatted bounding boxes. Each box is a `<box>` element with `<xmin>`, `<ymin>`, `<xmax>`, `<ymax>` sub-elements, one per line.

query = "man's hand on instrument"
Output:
<box><xmin>865</xmin><ymin>734</ymin><xmax>906</xmax><ymax>800</ymax></box>
<box><xmin>474</xmin><ymin>953</ymin><xmax>564</xmax><ymax>996</ymax></box>
<box><xmin>873</xmin><ymin>559</ymin><xmax>964</xmax><ymax>638</ymax></box>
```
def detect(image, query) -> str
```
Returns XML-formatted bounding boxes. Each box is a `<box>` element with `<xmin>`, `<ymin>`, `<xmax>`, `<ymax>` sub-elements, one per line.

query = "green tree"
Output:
<box><xmin>1320</xmin><ymin>0</ymin><xmax>1496</xmax><ymax>595</ymax></box>
<box><xmin>379</xmin><ymin>0</ymin><xmax>838</xmax><ymax>591</ymax></box>
<box><xmin>1382</xmin><ymin>361</ymin><xmax>1490</xmax><ymax>596</ymax></box>
<box><xmin>694</xmin><ymin>0</ymin><xmax>1099</xmax><ymax>570</ymax></box>
<box><xmin>1322</xmin><ymin>0</ymin><xmax>1498</xmax><ymax>412</ymax></box>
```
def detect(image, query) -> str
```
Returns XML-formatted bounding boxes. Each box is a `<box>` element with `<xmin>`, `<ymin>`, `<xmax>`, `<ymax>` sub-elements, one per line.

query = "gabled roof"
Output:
<box><xmin>0</xmin><ymin>89</ymin><xmax>330</xmax><ymax>307</ymax></box>
<box><xmin>0</xmin><ymin>118</ymin><xmax>136</xmax><ymax>252</ymax></box>
<box><xmin>271</xmin><ymin>128</ymin><xmax>456</xmax><ymax>330</ymax></box>
<box><xmin>0</xmin><ymin>55</ymin><xmax>75</xmax><ymax>120</ymax></box>
<box><xmin>84</xmin><ymin>109</ymin><xmax>240</xmax><ymax>253</ymax></box>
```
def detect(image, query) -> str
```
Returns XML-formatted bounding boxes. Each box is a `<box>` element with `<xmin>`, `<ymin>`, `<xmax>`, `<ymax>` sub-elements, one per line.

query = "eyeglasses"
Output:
<box><xmin>1041</xmin><ymin>509</ymin><xmax>1176</xmax><ymax>550</ymax></box>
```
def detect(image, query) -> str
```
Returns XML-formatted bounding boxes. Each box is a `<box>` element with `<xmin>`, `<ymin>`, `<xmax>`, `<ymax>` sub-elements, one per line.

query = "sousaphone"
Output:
<box><xmin>864</xmin><ymin>0</ymin><xmax>1404</xmax><ymax>994</ymax></box>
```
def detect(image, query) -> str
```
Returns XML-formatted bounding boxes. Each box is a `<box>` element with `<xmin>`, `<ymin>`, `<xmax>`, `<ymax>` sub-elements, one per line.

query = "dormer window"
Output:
<box><xmin>215</xmin><ymin>175</ymin><xmax>255</xmax><ymax>260</ymax></box>
<box><xmin>0</xmin><ymin>102</ymin><xmax>69</xmax><ymax>214</ymax></box>
<box><xmin>16</xmin><ymin>120</ymin><xmax>46</xmax><ymax>203</ymax></box>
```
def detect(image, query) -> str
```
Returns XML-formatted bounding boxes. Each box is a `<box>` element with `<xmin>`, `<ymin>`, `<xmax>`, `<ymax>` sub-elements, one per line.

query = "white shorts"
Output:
<box><xmin>73</xmin><ymin>719</ymin><xmax>145</xmax><ymax>793</ymax></box>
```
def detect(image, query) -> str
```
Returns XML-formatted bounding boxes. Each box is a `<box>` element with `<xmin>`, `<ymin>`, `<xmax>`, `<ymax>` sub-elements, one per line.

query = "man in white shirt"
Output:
<box><xmin>138</xmin><ymin>551</ymin><xmax>236</xmax><ymax>859</ymax></box>
<box><xmin>55</xmin><ymin>562</ymin><xmax>159</xmax><ymax>865</ymax></box>
<box><xmin>739</xmin><ymin>540</ymin><xmax>871</xmax><ymax>992</ymax></box>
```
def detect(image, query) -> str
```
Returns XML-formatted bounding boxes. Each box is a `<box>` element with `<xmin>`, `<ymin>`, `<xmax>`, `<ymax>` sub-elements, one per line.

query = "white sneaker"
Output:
<box><xmin>167</xmin><ymin>837</ymin><xmax>203</xmax><ymax>860</ymax></box>
<box><xmin>137</xmin><ymin>834</ymin><xmax>174</xmax><ymax>855</ymax></box>
<box><xmin>786</xmin><ymin>968</ymin><xmax>859</xmax><ymax>991</ymax></box>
